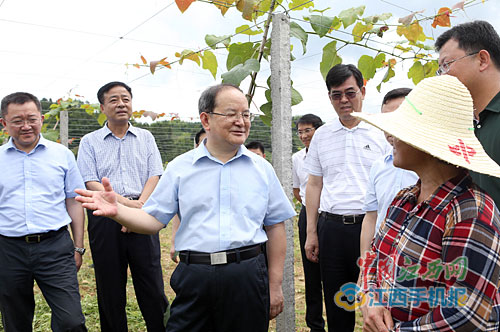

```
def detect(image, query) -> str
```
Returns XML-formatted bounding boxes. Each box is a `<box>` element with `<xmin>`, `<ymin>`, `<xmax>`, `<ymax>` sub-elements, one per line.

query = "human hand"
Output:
<box><xmin>75</xmin><ymin>177</ymin><xmax>118</xmax><ymax>217</ymax></box>
<box><xmin>361</xmin><ymin>294</ymin><xmax>394</xmax><ymax>332</ymax></box>
<box><xmin>305</xmin><ymin>233</ymin><xmax>319</xmax><ymax>263</ymax></box>
<box><xmin>170</xmin><ymin>246</ymin><xmax>179</xmax><ymax>263</ymax></box>
<box><xmin>74</xmin><ymin>251</ymin><xmax>83</xmax><ymax>272</ymax></box>
<box><xmin>269</xmin><ymin>282</ymin><xmax>284</xmax><ymax>320</ymax></box>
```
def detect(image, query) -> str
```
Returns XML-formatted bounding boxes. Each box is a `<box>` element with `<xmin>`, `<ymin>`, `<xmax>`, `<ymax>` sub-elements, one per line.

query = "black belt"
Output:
<box><xmin>179</xmin><ymin>243</ymin><xmax>264</xmax><ymax>265</ymax></box>
<box><xmin>320</xmin><ymin>211</ymin><xmax>364</xmax><ymax>225</ymax></box>
<box><xmin>0</xmin><ymin>226</ymin><xmax>67</xmax><ymax>243</ymax></box>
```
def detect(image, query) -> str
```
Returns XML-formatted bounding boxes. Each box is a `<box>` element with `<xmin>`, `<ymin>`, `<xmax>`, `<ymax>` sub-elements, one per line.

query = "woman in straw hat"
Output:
<box><xmin>357</xmin><ymin>75</ymin><xmax>500</xmax><ymax>331</ymax></box>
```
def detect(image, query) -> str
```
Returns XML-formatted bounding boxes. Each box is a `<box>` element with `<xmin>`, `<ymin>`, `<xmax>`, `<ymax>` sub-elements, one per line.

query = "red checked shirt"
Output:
<box><xmin>362</xmin><ymin>171</ymin><xmax>500</xmax><ymax>331</ymax></box>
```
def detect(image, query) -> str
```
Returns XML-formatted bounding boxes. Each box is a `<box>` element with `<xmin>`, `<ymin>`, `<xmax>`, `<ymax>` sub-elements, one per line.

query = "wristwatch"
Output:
<box><xmin>74</xmin><ymin>247</ymin><xmax>86</xmax><ymax>255</ymax></box>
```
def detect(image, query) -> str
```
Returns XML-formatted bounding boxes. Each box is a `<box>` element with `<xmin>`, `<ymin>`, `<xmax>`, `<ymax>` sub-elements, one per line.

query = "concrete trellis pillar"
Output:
<box><xmin>270</xmin><ymin>12</ymin><xmax>295</xmax><ymax>332</ymax></box>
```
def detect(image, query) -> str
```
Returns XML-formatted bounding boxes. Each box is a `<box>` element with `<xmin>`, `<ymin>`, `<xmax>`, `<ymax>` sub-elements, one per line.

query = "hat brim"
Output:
<box><xmin>352</xmin><ymin>110</ymin><xmax>500</xmax><ymax>178</ymax></box>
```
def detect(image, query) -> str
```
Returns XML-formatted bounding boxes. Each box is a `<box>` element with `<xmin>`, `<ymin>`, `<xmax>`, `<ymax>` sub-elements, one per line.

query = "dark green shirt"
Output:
<box><xmin>472</xmin><ymin>91</ymin><xmax>500</xmax><ymax>207</ymax></box>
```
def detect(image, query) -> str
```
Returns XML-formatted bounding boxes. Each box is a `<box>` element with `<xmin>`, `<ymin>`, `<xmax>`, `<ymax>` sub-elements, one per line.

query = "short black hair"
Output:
<box><xmin>382</xmin><ymin>88</ymin><xmax>412</xmax><ymax>106</ymax></box>
<box><xmin>295</xmin><ymin>113</ymin><xmax>323</xmax><ymax>129</ymax></box>
<box><xmin>435</xmin><ymin>20</ymin><xmax>500</xmax><ymax>69</ymax></box>
<box><xmin>1</xmin><ymin>92</ymin><xmax>42</xmax><ymax>118</ymax></box>
<box><xmin>194</xmin><ymin>127</ymin><xmax>206</xmax><ymax>145</ymax></box>
<box><xmin>245</xmin><ymin>141</ymin><xmax>265</xmax><ymax>155</ymax></box>
<box><xmin>325</xmin><ymin>64</ymin><xmax>364</xmax><ymax>91</ymax></box>
<box><xmin>97</xmin><ymin>81</ymin><xmax>133</xmax><ymax>104</ymax></box>
<box><xmin>198</xmin><ymin>84</ymin><xmax>243</xmax><ymax>115</ymax></box>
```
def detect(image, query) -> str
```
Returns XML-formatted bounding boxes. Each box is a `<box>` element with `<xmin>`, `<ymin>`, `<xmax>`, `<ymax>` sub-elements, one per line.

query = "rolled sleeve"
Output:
<box><xmin>263</xmin><ymin>169</ymin><xmax>296</xmax><ymax>226</ymax></box>
<box><xmin>64</xmin><ymin>149</ymin><xmax>85</xmax><ymax>198</ymax></box>
<box><xmin>142</xmin><ymin>164</ymin><xmax>178</xmax><ymax>225</ymax></box>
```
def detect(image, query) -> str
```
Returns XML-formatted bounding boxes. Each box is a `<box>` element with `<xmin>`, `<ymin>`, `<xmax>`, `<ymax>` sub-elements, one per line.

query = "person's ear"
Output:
<box><xmin>200</xmin><ymin>112</ymin><xmax>210</xmax><ymax>131</ymax></box>
<box><xmin>478</xmin><ymin>49</ymin><xmax>491</xmax><ymax>72</ymax></box>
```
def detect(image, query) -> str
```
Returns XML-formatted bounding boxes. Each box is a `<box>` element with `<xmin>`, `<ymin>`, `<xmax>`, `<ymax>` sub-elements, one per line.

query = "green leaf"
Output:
<box><xmin>320</xmin><ymin>41</ymin><xmax>342</xmax><ymax>80</ymax></box>
<box><xmin>309</xmin><ymin>15</ymin><xmax>334</xmax><ymax>38</ymax></box>
<box><xmin>408</xmin><ymin>61</ymin><xmax>425</xmax><ymax>85</ymax></box>
<box><xmin>291</xmin><ymin>87</ymin><xmax>303</xmax><ymax>106</ymax></box>
<box><xmin>205</xmin><ymin>34</ymin><xmax>231</xmax><ymax>49</ymax></box>
<box><xmin>97</xmin><ymin>112</ymin><xmax>107</xmax><ymax>126</ymax></box>
<box><xmin>376</xmin><ymin>66</ymin><xmax>396</xmax><ymax>92</ymax></box>
<box><xmin>260</xmin><ymin>114</ymin><xmax>272</xmax><ymax>126</ymax></box>
<box><xmin>226</xmin><ymin>42</ymin><xmax>256</xmax><ymax>71</ymax></box>
<box><xmin>338</xmin><ymin>6</ymin><xmax>365</xmax><ymax>28</ymax></box>
<box><xmin>201</xmin><ymin>50</ymin><xmax>218</xmax><ymax>79</ymax></box>
<box><xmin>221</xmin><ymin>58</ymin><xmax>260</xmax><ymax>86</ymax></box>
<box><xmin>288</xmin><ymin>0</ymin><xmax>313</xmax><ymax>10</ymax></box>
<box><xmin>175</xmin><ymin>49</ymin><xmax>200</xmax><ymax>66</ymax></box>
<box><xmin>352</xmin><ymin>22</ymin><xmax>373</xmax><ymax>42</ymax></box>
<box><xmin>290</xmin><ymin>22</ymin><xmax>308</xmax><ymax>55</ymax></box>
<box><xmin>260</xmin><ymin>102</ymin><xmax>272</xmax><ymax>116</ymax></box>
<box><xmin>265</xmin><ymin>88</ymin><xmax>271</xmax><ymax>102</ymax></box>
<box><xmin>423</xmin><ymin>60</ymin><xmax>439</xmax><ymax>78</ymax></box>
<box><xmin>358</xmin><ymin>53</ymin><xmax>385</xmax><ymax>80</ymax></box>
<box><xmin>235</xmin><ymin>24</ymin><xmax>263</xmax><ymax>35</ymax></box>
<box><xmin>43</xmin><ymin>129</ymin><xmax>59</xmax><ymax>142</ymax></box>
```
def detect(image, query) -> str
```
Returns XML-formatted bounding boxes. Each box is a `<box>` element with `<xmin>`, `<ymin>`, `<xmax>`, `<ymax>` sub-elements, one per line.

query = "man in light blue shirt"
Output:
<box><xmin>76</xmin><ymin>83</ymin><xmax>296</xmax><ymax>332</ymax></box>
<box><xmin>359</xmin><ymin>88</ymin><xmax>418</xmax><ymax>259</ymax></box>
<box><xmin>0</xmin><ymin>92</ymin><xmax>87</xmax><ymax>331</ymax></box>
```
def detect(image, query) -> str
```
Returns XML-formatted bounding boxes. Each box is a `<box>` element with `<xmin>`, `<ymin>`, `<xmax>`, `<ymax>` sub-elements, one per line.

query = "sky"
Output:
<box><xmin>0</xmin><ymin>0</ymin><xmax>498</xmax><ymax>123</ymax></box>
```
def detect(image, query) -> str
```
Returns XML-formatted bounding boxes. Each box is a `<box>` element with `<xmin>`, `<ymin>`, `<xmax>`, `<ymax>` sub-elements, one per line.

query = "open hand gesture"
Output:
<box><xmin>75</xmin><ymin>177</ymin><xmax>119</xmax><ymax>217</ymax></box>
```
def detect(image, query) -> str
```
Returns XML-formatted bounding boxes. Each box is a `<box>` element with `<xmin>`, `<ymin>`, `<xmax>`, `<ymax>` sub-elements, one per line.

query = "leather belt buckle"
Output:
<box><xmin>210</xmin><ymin>252</ymin><xmax>228</xmax><ymax>265</ymax></box>
<box><xmin>25</xmin><ymin>235</ymin><xmax>41</xmax><ymax>243</ymax></box>
<box><xmin>343</xmin><ymin>215</ymin><xmax>356</xmax><ymax>225</ymax></box>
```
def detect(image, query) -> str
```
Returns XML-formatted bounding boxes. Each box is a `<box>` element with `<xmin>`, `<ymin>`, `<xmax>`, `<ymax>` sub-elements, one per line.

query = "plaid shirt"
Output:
<box><xmin>362</xmin><ymin>172</ymin><xmax>500</xmax><ymax>331</ymax></box>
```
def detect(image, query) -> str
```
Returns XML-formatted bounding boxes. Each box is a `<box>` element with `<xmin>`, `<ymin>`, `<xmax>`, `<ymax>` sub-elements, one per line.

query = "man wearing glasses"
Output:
<box><xmin>75</xmin><ymin>83</ymin><xmax>296</xmax><ymax>332</ymax></box>
<box><xmin>303</xmin><ymin>64</ymin><xmax>390</xmax><ymax>331</ymax></box>
<box><xmin>293</xmin><ymin>113</ymin><xmax>326</xmax><ymax>332</ymax></box>
<box><xmin>0</xmin><ymin>92</ymin><xmax>87</xmax><ymax>331</ymax></box>
<box><xmin>436</xmin><ymin>20</ymin><xmax>500</xmax><ymax>214</ymax></box>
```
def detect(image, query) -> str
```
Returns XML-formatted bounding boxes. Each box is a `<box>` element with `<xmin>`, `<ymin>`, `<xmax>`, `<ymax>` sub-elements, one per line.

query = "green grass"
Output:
<box><xmin>0</xmin><ymin>219</ymin><xmax>364</xmax><ymax>331</ymax></box>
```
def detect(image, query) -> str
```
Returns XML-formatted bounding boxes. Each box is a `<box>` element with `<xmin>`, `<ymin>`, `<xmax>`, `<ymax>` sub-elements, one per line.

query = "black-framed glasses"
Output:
<box><xmin>297</xmin><ymin>128</ymin><xmax>315</xmax><ymax>136</ymax></box>
<box><xmin>329</xmin><ymin>89</ymin><xmax>360</xmax><ymax>101</ymax></box>
<box><xmin>436</xmin><ymin>52</ymin><xmax>479</xmax><ymax>76</ymax></box>
<box><xmin>208</xmin><ymin>111</ymin><xmax>255</xmax><ymax>122</ymax></box>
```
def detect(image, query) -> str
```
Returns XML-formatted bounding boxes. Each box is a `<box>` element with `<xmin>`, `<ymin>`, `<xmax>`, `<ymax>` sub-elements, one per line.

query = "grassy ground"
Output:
<box><xmin>0</xmin><ymin>220</ymin><xmax>364</xmax><ymax>331</ymax></box>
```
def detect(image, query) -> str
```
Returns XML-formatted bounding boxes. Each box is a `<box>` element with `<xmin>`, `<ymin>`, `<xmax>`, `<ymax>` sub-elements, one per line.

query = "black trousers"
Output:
<box><xmin>0</xmin><ymin>228</ymin><xmax>87</xmax><ymax>332</ymax></box>
<box><xmin>87</xmin><ymin>212</ymin><xmax>168</xmax><ymax>332</ymax></box>
<box><xmin>317</xmin><ymin>213</ymin><xmax>362</xmax><ymax>332</ymax></box>
<box><xmin>167</xmin><ymin>252</ymin><xmax>269</xmax><ymax>332</ymax></box>
<box><xmin>299</xmin><ymin>206</ymin><xmax>326</xmax><ymax>332</ymax></box>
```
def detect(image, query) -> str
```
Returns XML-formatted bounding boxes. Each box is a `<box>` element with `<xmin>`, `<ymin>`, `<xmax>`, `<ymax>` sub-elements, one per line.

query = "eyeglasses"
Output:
<box><xmin>208</xmin><ymin>111</ymin><xmax>254</xmax><ymax>122</ymax></box>
<box><xmin>7</xmin><ymin>118</ymin><xmax>40</xmax><ymax>127</ymax></box>
<box><xmin>297</xmin><ymin>128</ymin><xmax>315</xmax><ymax>136</ymax></box>
<box><xmin>329</xmin><ymin>89</ymin><xmax>361</xmax><ymax>101</ymax></box>
<box><xmin>436</xmin><ymin>52</ymin><xmax>478</xmax><ymax>76</ymax></box>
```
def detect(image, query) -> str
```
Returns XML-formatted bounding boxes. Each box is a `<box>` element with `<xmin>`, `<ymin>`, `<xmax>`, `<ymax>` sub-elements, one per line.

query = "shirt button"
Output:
<box><xmin>477</xmin><ymin>124</ymin><xmax>482</xmax><ymax>129</ymax></box>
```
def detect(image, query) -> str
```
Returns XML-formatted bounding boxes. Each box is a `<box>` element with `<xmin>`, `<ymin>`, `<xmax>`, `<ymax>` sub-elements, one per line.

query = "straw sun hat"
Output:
<box><xmin>352</xmin><ymin>75</ymin><xmax>500</xmax><ymax>178</ymax></box>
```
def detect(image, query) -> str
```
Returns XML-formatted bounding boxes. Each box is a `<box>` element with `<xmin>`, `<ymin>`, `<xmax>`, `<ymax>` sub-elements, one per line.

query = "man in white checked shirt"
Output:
<box><xmin>303</xmin><ymin>64</ymin><xmax>390</xmax><ymax>332</ymax></box>
<box><xmin>77</xmin><ymin>82</ymin><xmax>168</xmax><ymax>332</ymax></box>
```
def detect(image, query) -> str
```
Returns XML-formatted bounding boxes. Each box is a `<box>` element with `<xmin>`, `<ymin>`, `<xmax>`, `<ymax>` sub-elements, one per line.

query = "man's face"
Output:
<box><xmin>297</xmin><ymin>123</ymin><xmax>316</xmax><ymax>148</ymax></box>
<box><xmin>1</xmin><ymin>101</ymin><xmax>43</xmax><ymax>152</ymax></box>
<box><xmin>205</xmin><ymin>87</ymin><xmax>250</xmax><ymax>148</ymax></box>
<box><xmin>381</xmin><ymin>96</ymin><xmax>405</xmax><ymax>146</ymax></box>
<box><xmin>100</xmin><ymin>86</ymin><xmax>133</xmax><ymax>125</ymax></box>
<box><xmin>328</xmin><ymin>75</ymin><xmax>365</xmax><ymax>125</ymax></box>
<box><xmin>438</xmin><ymin>39</ymin><xmax>477</xmax><ymax>90</ymax></box>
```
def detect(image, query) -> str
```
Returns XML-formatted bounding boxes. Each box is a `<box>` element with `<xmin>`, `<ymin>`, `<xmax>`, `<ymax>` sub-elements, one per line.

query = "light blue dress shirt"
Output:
<box><xmin>0</xmin><ymin>135</ymin><xmax>85</xmax><ymax>236</ymax></box>
<box><xmin>143</xmin><ymin>143</ymin><xmax>296</xmax><ymax>253</ymax></box>
<box><xmin>77</xmin><ymin>123</ymin><xmax>163</xmax><ymax>197</ymax></box>
<box><xmin>362</xmin><ymin>152</ymin><xmax>418</xmax><ymax>233</ymax></box>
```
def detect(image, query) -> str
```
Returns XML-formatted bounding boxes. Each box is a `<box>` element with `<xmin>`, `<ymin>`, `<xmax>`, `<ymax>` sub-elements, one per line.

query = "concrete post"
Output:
<box><xmin>60</xmin><ymin>110</ymin><xmax>69</xmax><ymax>147</ymax></box>
<box><xmin>270</xmin><ymin>12</ymin><xmax>295</xmax><ymax>331</ymax></box>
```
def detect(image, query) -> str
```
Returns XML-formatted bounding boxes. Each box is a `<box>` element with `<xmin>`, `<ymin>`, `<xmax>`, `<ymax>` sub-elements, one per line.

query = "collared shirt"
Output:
<box><xmin>143</xmin><ymin>143</ymin><xmax>296</xmax><ymax>252</ymax></box>
<box><xmin>292</xmin><ymin>148</ymin><xmax>308</xmax><ymax>205</ymax></box>
<box><xmin>362</xmin><ymin>172</ymin><xmax>500</xmax><ymax>331</ymax></box>
<box><xmin>77</xmin><ymin>123</ymin><xmax>163</xmax><ymax>197</ymax></box>
<box><xmin>363</xmin><ymin>152</ymin><xmax>418</xmax><ymax>233</ymax></box>
<box><xmin>0</xmin><ymin>135</ymin><xmax>85</xmax><ymax>236</ymax></box>
<box><xmin>303</xmin><ymin>118</ymin><xmax>390</xmax><ymax>215</ymax></box>
<box><xmin>473</xmin><ymin>91</ymin><xmax>500</xmax><ymax>207</ymax></box>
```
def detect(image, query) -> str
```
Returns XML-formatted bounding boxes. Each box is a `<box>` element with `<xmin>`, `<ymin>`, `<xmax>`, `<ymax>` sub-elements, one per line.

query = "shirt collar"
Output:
<box><xmin>330</xmin><ymin>117</ymin><xmax>371</xmax><ymax>132</ymax></box>
<box><xmin>100</xmin><ymin>122</ymin><xmax>137</xmax><ymax>140</ymax></box>
<box><xmin>192</xmin><ymin>141</ymin><xmax>251</xmax><ymax>165</ymax></box>
<box><xmin>5</xmin><ymin>134</ymin><xmax>47</xmax><ymax>153</ymax></box>
<box><xmin>484</xmin><ymin>90</ymin><xmax>500</xmax><ymax>114</ymax></box>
